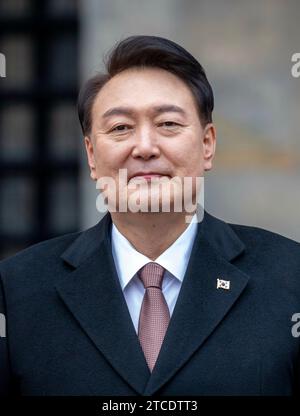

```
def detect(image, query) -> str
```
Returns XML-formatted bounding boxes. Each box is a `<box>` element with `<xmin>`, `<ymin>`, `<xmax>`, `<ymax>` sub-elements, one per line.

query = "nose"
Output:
<box><xmin>131</xmin><ymin>125</ymin><xmax>160</xmax><ymax>160</ymax></box>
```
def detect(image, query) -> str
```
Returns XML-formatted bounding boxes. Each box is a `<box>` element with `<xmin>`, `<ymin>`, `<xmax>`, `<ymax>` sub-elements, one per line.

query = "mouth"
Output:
<box><xmin>128</xmin><ymin>172</ymin><xmax>171</xmax><ymax>182</ymax></box>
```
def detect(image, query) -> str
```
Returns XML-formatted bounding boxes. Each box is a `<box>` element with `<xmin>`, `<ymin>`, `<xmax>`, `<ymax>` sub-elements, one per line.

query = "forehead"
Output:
<box><xmin>92</xmin><ymin>67</ymin><xmax>198</xmax><ymax>116</ymax></box>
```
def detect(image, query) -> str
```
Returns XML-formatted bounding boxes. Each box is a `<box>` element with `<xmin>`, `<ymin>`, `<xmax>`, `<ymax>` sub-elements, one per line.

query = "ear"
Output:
<box><xmin>202</xmin><ymin>123</ymin><xmax>217</xmax><ymax>171</ymax></box>
<box><xmin>84</xmin><ymin>136</ymin><xmax>97</xmax><ymax>181</ymax></box>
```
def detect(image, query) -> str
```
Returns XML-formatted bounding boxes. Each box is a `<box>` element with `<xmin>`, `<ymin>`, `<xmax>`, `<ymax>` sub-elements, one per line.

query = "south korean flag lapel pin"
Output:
<box><xmin>216</xmin><ymin>278</ymin><xmax>231</xmax><ymax>290</ymax></box>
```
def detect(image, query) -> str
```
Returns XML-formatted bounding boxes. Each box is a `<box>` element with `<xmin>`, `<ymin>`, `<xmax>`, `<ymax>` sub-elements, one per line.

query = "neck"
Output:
<box><xmin>110</xmin><ymin>210</ymin><xmax>196</xmax><ymax>260</ymax></box>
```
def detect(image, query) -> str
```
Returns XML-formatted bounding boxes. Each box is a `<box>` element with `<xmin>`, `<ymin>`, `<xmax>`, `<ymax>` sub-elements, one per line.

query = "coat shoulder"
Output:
<box><xmin>229</xmin><ymin>221</ymin><xmax>300</xmax><ymax>249</ymax></box>
<box><xmin>227</xmin><ymin>221</ymin><xmax>300</xmax><ymax>271</ymax></box>
<box><xmin>0</xmin><ymin>230</ymin><xmax>82</xmax><ymax>281</ymax></box>
<box><xmin>203</xmin><ymin>211</ymin><xmax>300</xmax><ymax>262</ymax></box>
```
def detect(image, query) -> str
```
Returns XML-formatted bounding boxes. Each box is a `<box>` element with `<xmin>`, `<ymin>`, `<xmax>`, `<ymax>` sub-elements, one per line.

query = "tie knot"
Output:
<box><xmin>137</xmin><ymin>262</ymin><xmax>165</xmax><ymax>289</ymax></box>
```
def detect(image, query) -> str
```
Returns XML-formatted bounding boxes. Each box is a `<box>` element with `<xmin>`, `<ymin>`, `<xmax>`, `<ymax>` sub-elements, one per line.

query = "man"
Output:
<box><xmin>1</xmin><ymin>35</ymin><xmax>300</xmax><ymax>396</ymax></box>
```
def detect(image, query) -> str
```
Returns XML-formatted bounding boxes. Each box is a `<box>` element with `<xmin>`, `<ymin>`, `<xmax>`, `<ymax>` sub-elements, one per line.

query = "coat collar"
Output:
<box><xmin>56</xmin><ymin>209</ymin><xmax>249</xmax><ymax>395</ymax></box>
<box><xmin>61</xmin><ymin>209</ymin><xmax>245</xmax><ymax>268</ymax></box>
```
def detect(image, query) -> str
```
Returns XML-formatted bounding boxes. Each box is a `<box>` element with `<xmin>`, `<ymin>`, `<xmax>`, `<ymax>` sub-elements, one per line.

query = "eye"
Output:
<box><xmin>159</xmin><ymin>121</ymin><xmax>180</xmax><ymax>128</ymax></box>
<box><xmin>110</xmin><ymin>124</ymin><xmax>132</xmax><ymax>132</ymax></box>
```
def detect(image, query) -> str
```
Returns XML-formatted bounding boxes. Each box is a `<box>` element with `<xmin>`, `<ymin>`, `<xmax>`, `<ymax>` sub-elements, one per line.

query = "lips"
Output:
<box><xmin>129</xmin><ymin>172</ymin><xmax>171</xmax><ymax>181</ymax></box>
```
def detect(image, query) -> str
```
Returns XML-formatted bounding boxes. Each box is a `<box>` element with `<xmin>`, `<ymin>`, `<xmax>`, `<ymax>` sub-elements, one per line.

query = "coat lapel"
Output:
<box><xmin>143</xmin><ymin>212</ymin><xmax>250</xmax><ymax>395</ymax></box>
<box><xmin>56</xmin><ymin>210</ymin><xmax>251</xmax><ymax>396</ymax></box>
<box><xmin>55</xmin><ymin>213</ymin><xmax>151</xmax><ymax>396</ymax></box>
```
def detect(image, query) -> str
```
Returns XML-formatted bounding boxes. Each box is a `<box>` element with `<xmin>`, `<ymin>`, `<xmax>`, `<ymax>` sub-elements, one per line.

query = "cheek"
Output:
<box><xmin>93</xmin><ymin>141</ymin><xmax>128</xmax><ymax>174</ymax></box>
<box><xmin>166</xmin><ymin>136</ymin><xmax>203</xmax><ymax>175</ymax></box>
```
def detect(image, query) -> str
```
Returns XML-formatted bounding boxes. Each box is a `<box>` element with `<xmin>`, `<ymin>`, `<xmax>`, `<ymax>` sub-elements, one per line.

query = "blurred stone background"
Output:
<box><xmin>0</xmin><ymin>0</ymin><xmax>299</xmax><ymax>259</ymax></box>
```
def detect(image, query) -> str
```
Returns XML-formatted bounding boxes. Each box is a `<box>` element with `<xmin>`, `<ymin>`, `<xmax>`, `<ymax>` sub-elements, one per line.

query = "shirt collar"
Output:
<box><xmin>111</xmin><ymin>214</ymin><xmax>199</xmax><ymax>291</ymax></box>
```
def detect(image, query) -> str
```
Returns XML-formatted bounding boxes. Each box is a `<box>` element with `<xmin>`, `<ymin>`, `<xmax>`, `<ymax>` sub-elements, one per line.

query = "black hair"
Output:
<box><xmin>78</xmin><ymin>35</ymin><xmax>214</xmax><ymax>136</ymax></box>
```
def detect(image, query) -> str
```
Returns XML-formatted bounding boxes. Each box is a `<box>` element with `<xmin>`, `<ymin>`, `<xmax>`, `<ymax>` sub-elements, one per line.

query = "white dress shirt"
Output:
<box><xmin>111</xmin><ymin>215</ymin><xmax>199</xmax><ymax>334</ymax></box>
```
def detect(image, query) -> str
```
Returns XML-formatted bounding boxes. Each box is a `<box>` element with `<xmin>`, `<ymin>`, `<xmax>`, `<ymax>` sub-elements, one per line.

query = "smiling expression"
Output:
<box><xmin>84</xmin><ymin>66</ymin><xmax>216</xmax><ymax>212</ymax></box>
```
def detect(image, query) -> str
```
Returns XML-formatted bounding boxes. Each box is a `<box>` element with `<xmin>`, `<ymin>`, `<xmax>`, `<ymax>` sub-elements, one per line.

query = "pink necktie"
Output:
<box><xmin>137</xmin><ymin>262</ymin><xmax>170</xmax><ymax>372</ymax></box>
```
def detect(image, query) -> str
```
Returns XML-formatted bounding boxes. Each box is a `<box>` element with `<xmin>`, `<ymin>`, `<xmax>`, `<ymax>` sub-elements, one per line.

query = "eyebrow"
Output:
<box><xmin>102</xmin><ymin>104</ymin><xmax>187</xmax><ymax>119</ymax></box>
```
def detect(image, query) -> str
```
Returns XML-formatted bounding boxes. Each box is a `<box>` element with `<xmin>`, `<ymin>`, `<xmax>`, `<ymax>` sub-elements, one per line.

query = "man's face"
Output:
<box><xmin>85</xmin><ymin>67</ymin><xmax>216</xmax><ymax>213</ymax></box>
